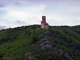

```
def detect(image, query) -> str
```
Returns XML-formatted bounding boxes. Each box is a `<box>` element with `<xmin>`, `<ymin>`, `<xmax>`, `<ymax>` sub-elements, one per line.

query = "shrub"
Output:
<box><xmin>32</xmin><ymin>35</ymin><xmax>38</xmax><ymax>43</ymax></box>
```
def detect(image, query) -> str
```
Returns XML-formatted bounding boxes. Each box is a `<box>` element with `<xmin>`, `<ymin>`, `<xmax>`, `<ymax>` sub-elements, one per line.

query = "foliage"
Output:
<box><xmin>0</xmin><ymin>25</ymin><xmax>80</xmax><ymax>60</ymax></box>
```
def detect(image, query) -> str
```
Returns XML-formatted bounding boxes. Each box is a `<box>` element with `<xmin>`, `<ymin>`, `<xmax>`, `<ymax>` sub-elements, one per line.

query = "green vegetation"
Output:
<box><xmin>0</xmin><ymin>25</ymin><xmax>80</xmax><ymax>60</ymax></box>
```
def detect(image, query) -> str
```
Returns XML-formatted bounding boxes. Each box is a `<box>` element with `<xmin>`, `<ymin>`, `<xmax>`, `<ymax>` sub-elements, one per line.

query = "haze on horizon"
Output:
<box><xmin>0</xmin><ymin>0</ymin><xmax>80</xmax><ymax>29</ymax></box>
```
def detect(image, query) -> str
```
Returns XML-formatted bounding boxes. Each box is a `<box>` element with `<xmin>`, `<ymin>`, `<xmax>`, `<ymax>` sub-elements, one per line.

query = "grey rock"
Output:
<box><xmin>64</xmin><ymin>52</ymin><xmax>74</xmax><ymax>60</ymax></box>
<box><xmin>58</xmin><ymin>49</ymin><xmax>64</xmax><ymax>56</ymax></box>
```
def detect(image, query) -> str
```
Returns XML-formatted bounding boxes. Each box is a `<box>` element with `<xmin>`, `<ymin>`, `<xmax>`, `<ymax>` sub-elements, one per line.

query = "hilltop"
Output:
<box><xmin>0</xmin><ymin>25</ymin><xmax>80</xmax><ymax>60</ymax></box>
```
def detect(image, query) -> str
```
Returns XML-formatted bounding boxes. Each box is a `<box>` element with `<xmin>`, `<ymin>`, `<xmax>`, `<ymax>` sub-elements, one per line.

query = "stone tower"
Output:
<box><xmin>41</xmin><ymin>16</ymin><xmax>49</xmax><ymax>29</ymax></box>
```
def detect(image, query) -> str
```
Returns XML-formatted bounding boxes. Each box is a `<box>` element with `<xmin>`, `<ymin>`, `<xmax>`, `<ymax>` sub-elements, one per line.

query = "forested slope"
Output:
<box><xmin>0</xmin><ymin>25</ymin><xmax>80</xmax><ymax>60</ymax></box>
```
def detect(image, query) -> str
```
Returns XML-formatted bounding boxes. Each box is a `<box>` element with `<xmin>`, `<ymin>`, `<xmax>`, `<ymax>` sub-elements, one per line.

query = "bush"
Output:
<box><xmin>32</xmin><ymin>35</ymin><xmax>38</xmax><ymax>43</ymax></box>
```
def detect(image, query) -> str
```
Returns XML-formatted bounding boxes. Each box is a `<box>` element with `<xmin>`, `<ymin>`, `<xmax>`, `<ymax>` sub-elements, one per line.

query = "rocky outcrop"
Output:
<box><xmin>24</xmin><ymin>52</ymin><xmax>36</xmax><ymax>60</ymax></box>
<box><xmin>58</xmin><ymin>49</ymin><xmax>64</xmax><ymax>56</ymax></box>
<box><xmin>24</xmin><ymin>55</ymin><xmax>35</xmax><ymax>60</ymax></box>
<box><xmin>64</xmin><ymin>52</ymin><xmax>74</xmax><ymax>60</ymax></box>
<box><xmin>33</xmin><ymin>30</ymin><xmax>74</xmax><ymax>60</ymax></box>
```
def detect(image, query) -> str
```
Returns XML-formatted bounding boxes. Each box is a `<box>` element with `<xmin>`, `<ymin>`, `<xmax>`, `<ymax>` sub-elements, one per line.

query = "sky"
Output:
<box><xmin>0</xmin><ymin>0</ymin><xmax>80</xmax><ymax>29</ymax></box>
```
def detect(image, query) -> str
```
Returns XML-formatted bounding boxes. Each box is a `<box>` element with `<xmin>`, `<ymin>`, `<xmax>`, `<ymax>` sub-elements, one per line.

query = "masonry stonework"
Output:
<box><xmin>41</xmin><ymin>16</ymin><xmax>49</xmax><ymax>29</ymax></box>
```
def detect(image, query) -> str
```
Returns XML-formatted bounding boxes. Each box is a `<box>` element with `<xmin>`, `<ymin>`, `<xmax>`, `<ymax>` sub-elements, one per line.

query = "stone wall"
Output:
<box><xmin>41</xmin><ymin>16</ymin><xmax>49</xmax><ymax>29</ymax></box>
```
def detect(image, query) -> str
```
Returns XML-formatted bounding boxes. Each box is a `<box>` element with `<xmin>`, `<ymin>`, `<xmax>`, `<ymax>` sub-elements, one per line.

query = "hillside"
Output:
<box><xmin>0</xmin><ymin>25</ymin><xmax>80</xmax><ymax>60</ymax></box>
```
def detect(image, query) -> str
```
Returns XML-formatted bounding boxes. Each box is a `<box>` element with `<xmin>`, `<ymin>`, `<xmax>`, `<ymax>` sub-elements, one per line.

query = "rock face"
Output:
<box><xmin>58</xmin><ymin>49</ymin><xmax>64</xmax><ymax>56</ymax></box>
<box><xmin>24</xmin><ymin>52</ymin><xmax>36</xmax><ymax>60</ymax></box>
<box><xmin>26</xmin><ymin>55</ymin><xmax>35</xmax><ymax>60</ymax></box>
<box><xmin>40</xmin><ymin>40</ymin><xmax>52</xmax><ymax>49</ymax></box>
<box><xmin>64</xmin><ymin>52</ymin><xmax>74</xmax><ymax>60</ymax></box>
<box><xmin>24</xmin><ymin>55</ymin><xmax>35</xmax><ymax>60</ymax></box>
<box><xmin>32</xmin><ymin>30</ymin><xmax>74</xmax><ymax>60</ymax></box>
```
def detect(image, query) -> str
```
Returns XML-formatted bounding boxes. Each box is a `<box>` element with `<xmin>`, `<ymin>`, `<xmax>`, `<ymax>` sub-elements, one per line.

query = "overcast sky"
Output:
<box><xmin>0</xmin><ymin>0</ymin><xmax>80</xmax><ymax>29</ymax></box>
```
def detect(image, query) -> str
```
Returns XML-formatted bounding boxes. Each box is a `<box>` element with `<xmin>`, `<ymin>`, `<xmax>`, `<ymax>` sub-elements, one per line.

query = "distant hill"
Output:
<box><xmin>0</xmin><ymin>25</ymin><xmax>80</xmax><ymax>60</ymax></box>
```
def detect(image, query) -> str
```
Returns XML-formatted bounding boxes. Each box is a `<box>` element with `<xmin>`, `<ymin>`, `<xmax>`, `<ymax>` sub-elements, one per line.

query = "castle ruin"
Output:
<box><xmin>41</xmin><ymin>16</ymin><xmax>49</xmax><ymax>29</ymax></box>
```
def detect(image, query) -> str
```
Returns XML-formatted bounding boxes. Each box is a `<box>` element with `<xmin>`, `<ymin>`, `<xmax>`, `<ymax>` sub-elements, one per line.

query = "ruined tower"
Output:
<box><xmin>41</xmin><ymin>16</ymin><xmax>49</xmax><ymax>29</ymax></box>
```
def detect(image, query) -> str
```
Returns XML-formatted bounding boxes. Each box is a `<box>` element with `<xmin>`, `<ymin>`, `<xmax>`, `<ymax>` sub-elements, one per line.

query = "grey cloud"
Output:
<box><xmin>0</xmin><ymin>4</ymin><xmax>5</xmax><ymax>7</ymax></box>
<box><xmin>13</xmin><ymin>1</ymin><xmax>32</xmax><ymax>7</ymax></box>
<box><xmin>0</xmin><ymin>0</ymin><xmax>32</xmax><ymax>7</ymax></box>
<box><xmin>0</xmin><ymin>18</ymin><xmax>10</xmax><ymax>23</ymax></box>
<box><xmin>44</xmin><ymin>1</ymin><xmax>80</xmax><ymax>26</ymax></box>
<box><xmin>0</xmin><ymin>26</ymin><xmax>6</xmax><ymax>30</ymax></box>
<box><xmin>14</xmin><ymin>20</ymin><xmax>30</xmax><ymax>26</ymax></box>
<box><xmin>0</xmin><ymin>0</ymin><xmax>80</xmax><ymax>27</ymax></box>
<box><xmin>16</xmin><ymin>20</ymin><xmax>27</xmax><ymax>24</ymax></box>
